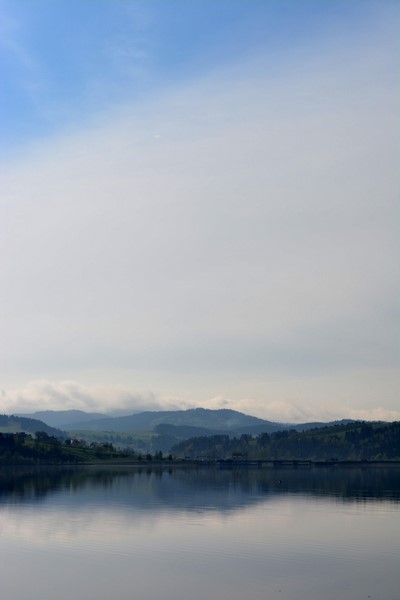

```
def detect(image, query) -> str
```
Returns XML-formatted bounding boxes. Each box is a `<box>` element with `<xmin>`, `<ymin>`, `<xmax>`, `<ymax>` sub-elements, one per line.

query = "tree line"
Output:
<box><xmin>171</xmin><ymin>421</ymin><xmax>400</xmax><ymax>461</ymax></box>
<box><xmin>0</xmin><ymin>431</ymin><xmax>171</xmax><ymax>465</ymax></box>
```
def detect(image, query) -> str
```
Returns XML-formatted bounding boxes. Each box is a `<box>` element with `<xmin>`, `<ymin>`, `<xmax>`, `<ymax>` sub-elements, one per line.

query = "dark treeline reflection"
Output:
<box><xmin>0</xmin><ymin>465</ymin><xmax>399</xmax><ymax>510</ymax></box>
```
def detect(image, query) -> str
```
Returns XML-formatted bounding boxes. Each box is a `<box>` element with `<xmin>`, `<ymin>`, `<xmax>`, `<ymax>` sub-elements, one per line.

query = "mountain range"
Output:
<box><xmin>18</xmin><ymin>408</ymin><xmax>280</xmax><ymax>432</ymax></box>
<box><xmin>0</xmin><ymin>414</ymin><xmax>65</xmax><ymax>438</ymax></box>
<box><xmin>12</xmin><ymin>408</ymin><xmax>358</xmax><ymax>453</ymax></box>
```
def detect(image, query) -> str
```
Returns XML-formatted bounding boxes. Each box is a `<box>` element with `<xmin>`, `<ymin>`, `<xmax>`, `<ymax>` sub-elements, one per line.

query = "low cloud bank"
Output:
<box><xmin>0</xmin><ymin>380</ymin><xmax>185</xmax><ymax>416</ymax></box>
<box><xmin>1</xmin><ymin>380</ymin><xmax>399</xmax><ymax>424</ymax></box>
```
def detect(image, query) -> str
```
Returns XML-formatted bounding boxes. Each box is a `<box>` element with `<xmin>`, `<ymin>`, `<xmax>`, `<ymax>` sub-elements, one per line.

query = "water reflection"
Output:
<box><xmin>1</xmin><ymin>465</ymin><xmax>399</xmax><ymax>510</ymax></box>
<box><xmin>1</xmin><ymin>466</ymin><xmax>399</xmax><ymax>600</ymax></box>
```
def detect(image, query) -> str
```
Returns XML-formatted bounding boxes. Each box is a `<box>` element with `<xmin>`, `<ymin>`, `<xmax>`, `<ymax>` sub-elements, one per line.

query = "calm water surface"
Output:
<box><xmin>1</xmin><ymin>466</ymin><xmax>399</xmax><ymax>600</ymax></box>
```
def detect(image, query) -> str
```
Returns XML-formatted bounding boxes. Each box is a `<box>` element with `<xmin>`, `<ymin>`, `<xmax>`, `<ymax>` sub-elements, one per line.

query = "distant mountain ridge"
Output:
<box><xmin>0</xmin><ymin>414</ymin><xmax>65</xmax><ymax>438</ymax></box>
<box><xmin>12</xmin><ymin>408</ymin><xmax>363</xmax><ymax>453</ymax></box>
<box><xmin>18</xmin><ymin>408</ymin><xmax>356</xmax><ymax>437</ymax></box>
<box><xmin>22</xmin><ymin>408</ymin><xmax>280</xmax><ymax>433</ymax></box>
<box><xmin>17</xmin><ymin>410</ymin><xmax>108</xmax><ymax>429</ymax></box>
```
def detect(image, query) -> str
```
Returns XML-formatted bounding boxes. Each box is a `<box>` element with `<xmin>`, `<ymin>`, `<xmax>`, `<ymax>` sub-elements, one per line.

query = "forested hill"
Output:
<box><xmin>59</xmin><ymin>408</ymin><xmax>276</xmax><ymax>432</ymax></box>
<box><xmin>0</xmin><ymin>414</ymin><xmax>65</xmax><ymax>438</ymax></box>
<box><xmin>171</xmin><ymin>421</ymin><xmax>400</xmax><ymax>461</ymax></box>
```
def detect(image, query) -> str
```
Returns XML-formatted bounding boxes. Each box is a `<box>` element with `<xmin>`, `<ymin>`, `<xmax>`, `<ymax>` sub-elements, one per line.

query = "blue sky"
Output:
<box><xmin>1</xmin><ymin>0</ymin><xmax>388</xmax><ymax>152</ymax></box>
<box><xmin>0</xmin><ymin>1</ymin><xmax>399</xmax><ymax>420</ymax></box>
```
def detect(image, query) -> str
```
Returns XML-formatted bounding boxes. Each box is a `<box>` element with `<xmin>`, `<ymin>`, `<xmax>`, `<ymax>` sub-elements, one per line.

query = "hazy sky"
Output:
<box><xmin>1</xmin><ymin>0</ymin><xmax>399</xmax><ymax>421</ymax></box>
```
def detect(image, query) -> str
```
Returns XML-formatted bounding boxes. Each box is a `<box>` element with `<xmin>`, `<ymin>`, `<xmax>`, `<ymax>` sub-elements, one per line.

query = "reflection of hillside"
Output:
<box><xmin>0</xmin><ymin>466</ymin><xmax>399</xmax><ymax>511</ymax></box>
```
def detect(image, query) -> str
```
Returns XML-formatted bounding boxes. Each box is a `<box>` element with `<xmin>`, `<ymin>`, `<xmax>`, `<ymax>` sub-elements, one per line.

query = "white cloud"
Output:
<box><xmin>0</xmin><ymin>380</ymin><xmax>186</xmax><ymax>415</ymax></box>
<box><xmin>201</xmin><ymin>394</ymin><xmax>400</xmax><ymax>424</ymax></box>
<box><xmin>1</xmin><ymin>379</ymin><xmax>399</xmax><ymax>424</ymax></box>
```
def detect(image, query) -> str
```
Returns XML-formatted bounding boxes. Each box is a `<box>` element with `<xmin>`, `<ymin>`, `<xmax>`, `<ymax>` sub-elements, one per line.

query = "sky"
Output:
<box><xmin>0</xmin><ymin>0</ymin><xmax>399</xmax><ymax>422</ymax></box>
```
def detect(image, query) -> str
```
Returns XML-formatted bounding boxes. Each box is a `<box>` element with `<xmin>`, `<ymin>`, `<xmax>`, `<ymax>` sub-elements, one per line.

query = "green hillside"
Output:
<box><xmin>0</xmin><ymin>414</ymin><xmax>65</xmax><ymax>438</ymax></box>
<box><xmin>172</xmin><ymin>421</ymin><xmax>400</xmax><ymax>461</ymax></box>
<box><xmin>0</xmin><ymin>431</ymin><xmax>147</xmax><ymax>465</ymax></box>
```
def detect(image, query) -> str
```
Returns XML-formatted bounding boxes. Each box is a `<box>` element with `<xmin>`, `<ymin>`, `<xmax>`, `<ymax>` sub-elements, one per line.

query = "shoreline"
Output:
<box><xmin>2</xmin><ymin>459</ymin><xmax>399</xmax><ymax>468</ymax></box>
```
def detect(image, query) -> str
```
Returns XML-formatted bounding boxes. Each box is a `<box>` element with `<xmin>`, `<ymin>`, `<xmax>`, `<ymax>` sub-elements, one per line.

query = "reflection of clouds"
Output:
<box><xmin>0</xmin><ymin>498</ymin><xmax>311</xmax><ymax>548</ymax></box>
<box><xmin>1</xmin><ymin>494</ymin><xmax>398</xmax><ymax>555</ymax></box>
<box><xmin>0</xmin><ymin>505</ymin><xmax>230</xmax><ymax>548</ymax></box>
<box><xmin>0</xmin><ymin>506</ymin><xmax>157</xmax><ymax>547</ymax></box>
<box><xmin>1</xmin><ymin>490</ymin><xmax>399</xmax><ymax>600</ymax></box>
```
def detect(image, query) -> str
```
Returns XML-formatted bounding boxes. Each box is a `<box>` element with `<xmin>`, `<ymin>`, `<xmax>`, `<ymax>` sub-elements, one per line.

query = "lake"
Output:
<box><xmin>1</xmin><ymin>465</ymin><xmax>399</xmax><ymax>600</ymax></box>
